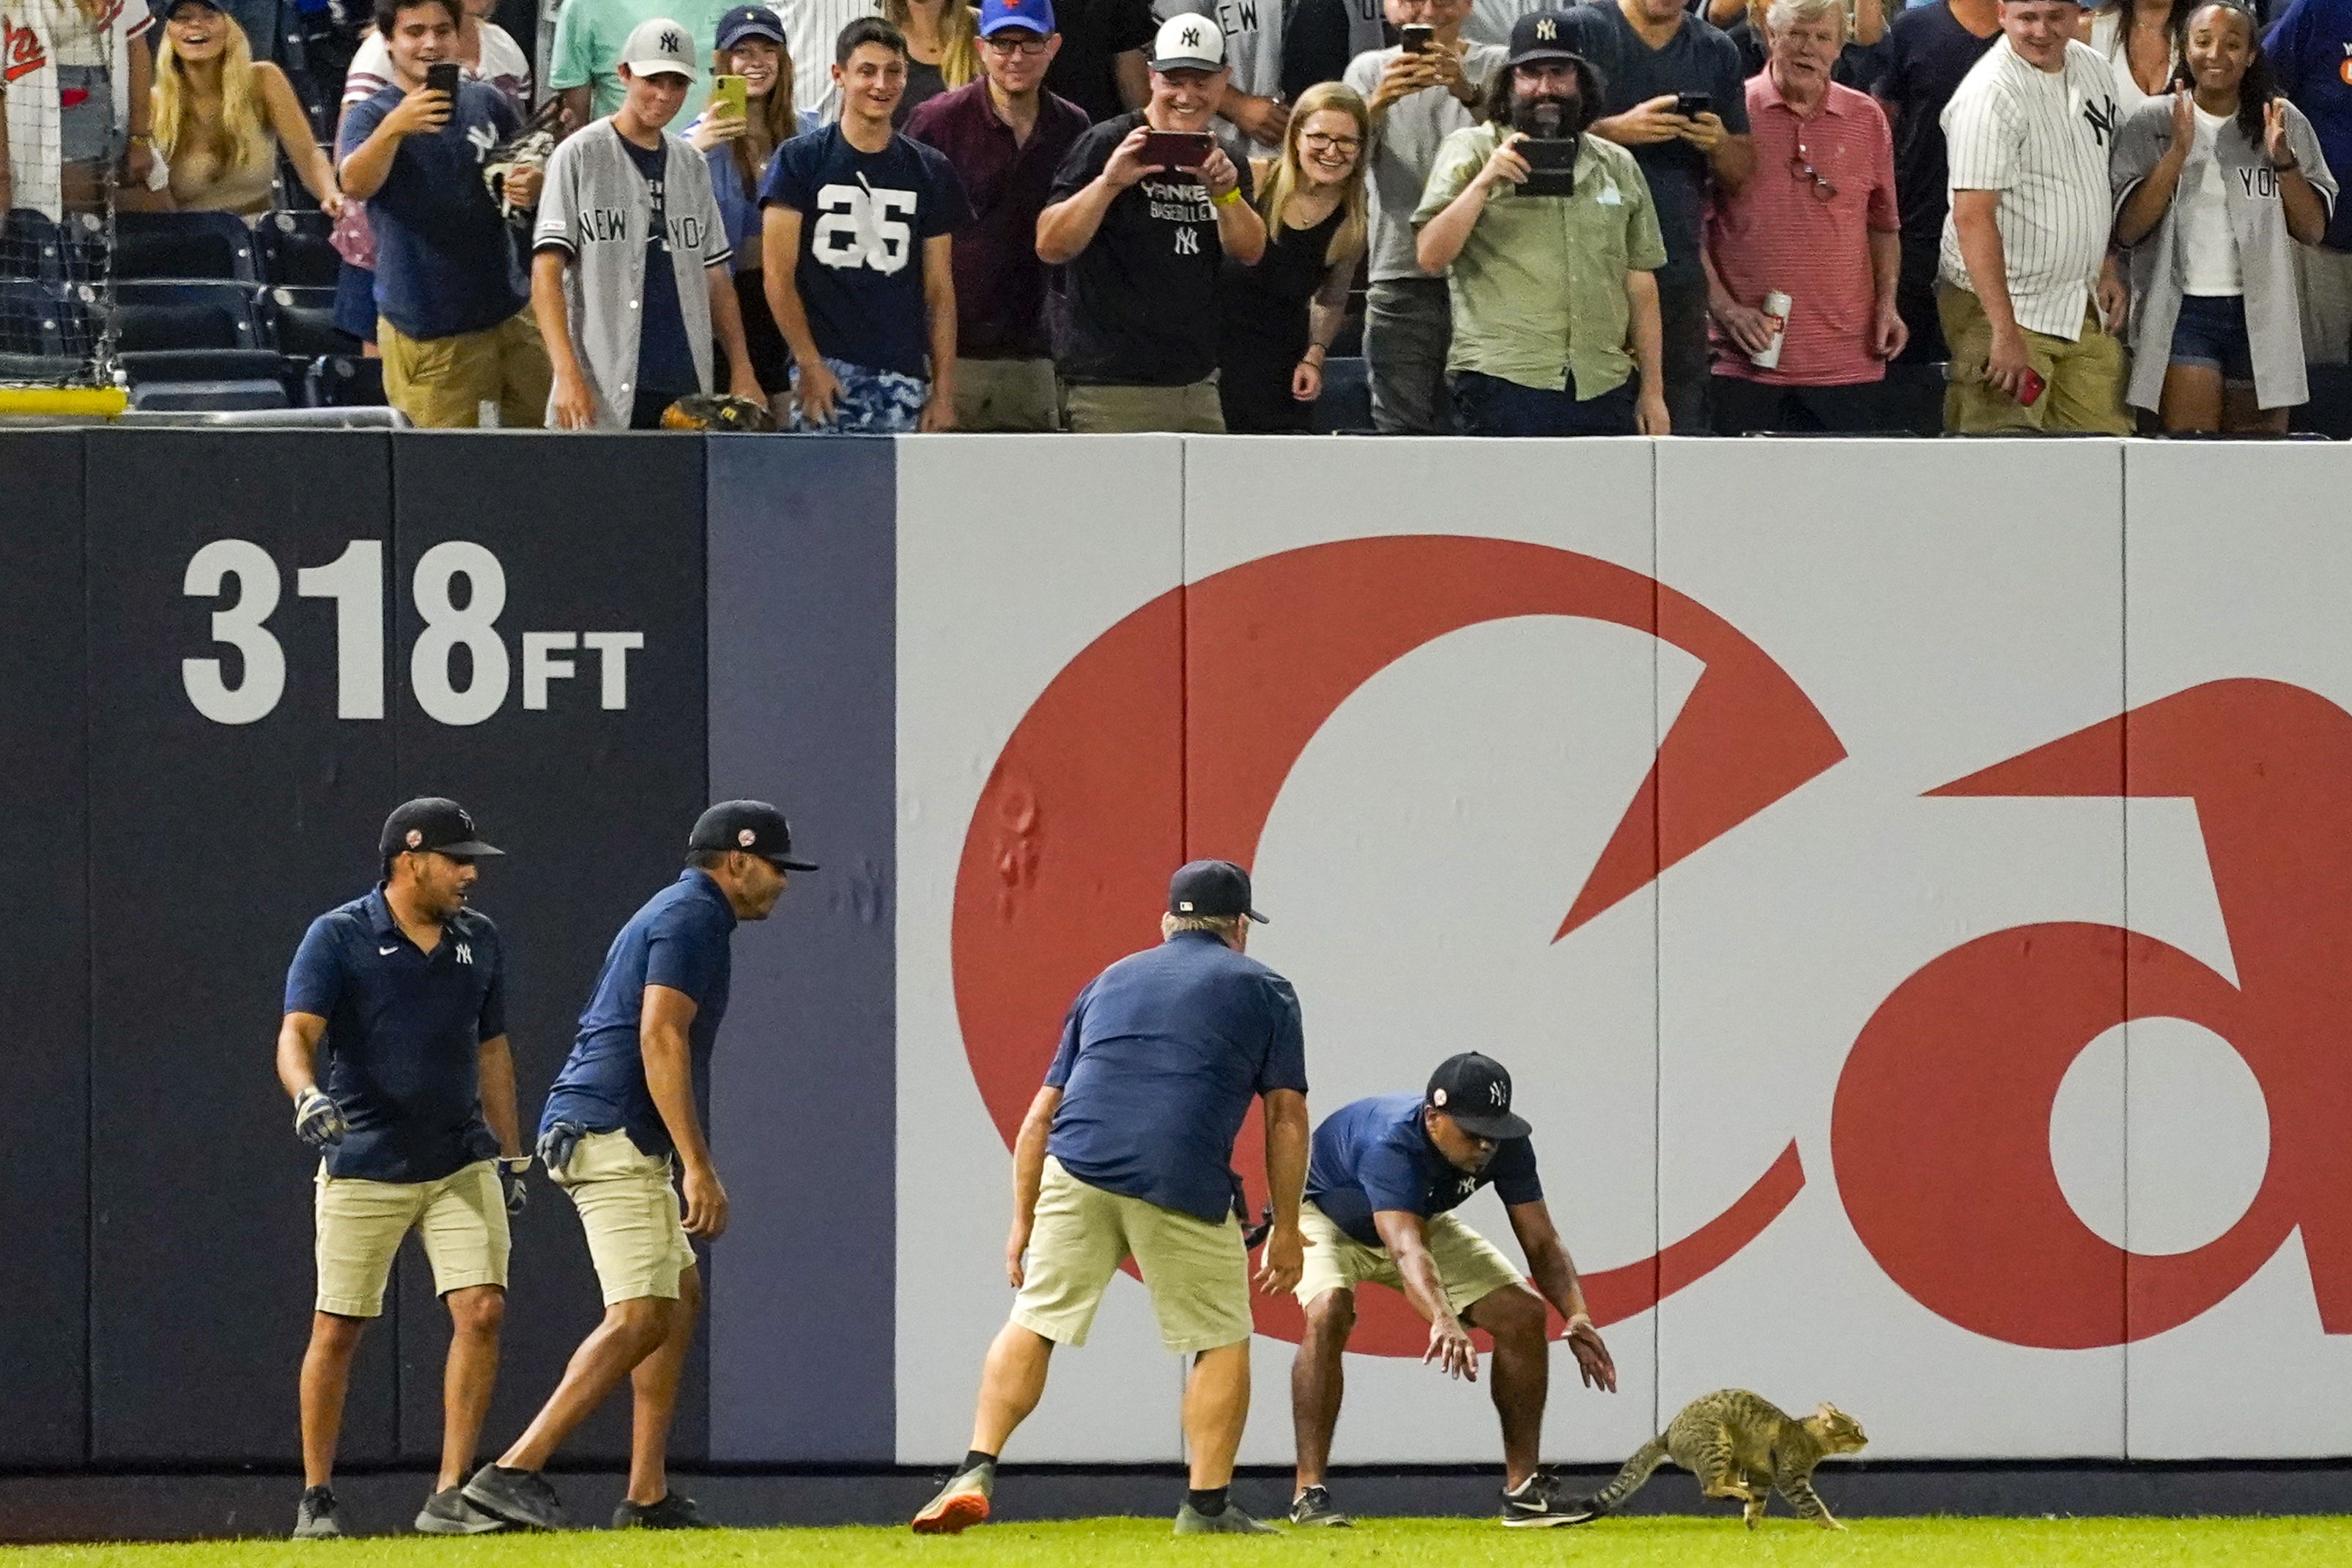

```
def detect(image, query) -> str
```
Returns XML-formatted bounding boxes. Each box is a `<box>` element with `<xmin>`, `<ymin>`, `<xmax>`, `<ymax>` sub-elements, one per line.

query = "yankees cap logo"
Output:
<box><xmin>1535</xmin><ymin>16</ymin><xmax>1557</xmax><ymax>37</ymax></box>
<box><xmin>405</xmin><ymin>828</ymin><xmax>424</xmax><ymax>848</ymax></box>
<box><xmin>1489</xmin><ymin>1081</ymin><xmax>1507</xmax><ymax>1107</ymax></box>
<box><xmin>661</xmin><ymin>27</ymin><xmax>681</xmax><ymax>51</ymax></box>
<box><xmin>738</xmin><ymin>827</ymin><xmax>757</xmax><ymax>847</ymax></box>
<box><xmin>1181</xmin><ymin>23</ymin><xmax>1202</xmax><ymax>45</ymax></box>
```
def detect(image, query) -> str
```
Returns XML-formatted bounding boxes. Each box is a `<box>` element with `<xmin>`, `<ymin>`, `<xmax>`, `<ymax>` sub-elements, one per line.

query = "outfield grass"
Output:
<box><xmin>13</xmin><ymin>1516</ymin><xmax>2352</xmax><ymax>1567</ymax></box>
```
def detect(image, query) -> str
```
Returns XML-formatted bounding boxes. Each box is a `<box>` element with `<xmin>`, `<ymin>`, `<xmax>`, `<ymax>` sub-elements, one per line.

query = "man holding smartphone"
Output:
<box><xmin>1345</xmin><ymin>0</ymin><xmax>1505</xmax><ymax>433</ymax></box>
<box><xmin>338</xmin><ymin>0</ymin><xmax>552</xmax><ymax>426</ymax></box>
<box><xmin>1035</xmin><ymin>15</ymin><xmax>1267</xmax><ymax>431</ymax></box>
<box><xmin>1557</xmin><ymin>0</ymin><xmax>1754</xmax><ymax>432</ymax></box>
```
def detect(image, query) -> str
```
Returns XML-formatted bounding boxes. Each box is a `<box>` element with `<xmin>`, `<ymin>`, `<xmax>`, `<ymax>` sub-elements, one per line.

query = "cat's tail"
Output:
<box><xmin>1580</xmin><ymin>1434</ymin><xmax>1670</xmax><ymax>1517</ymax></box>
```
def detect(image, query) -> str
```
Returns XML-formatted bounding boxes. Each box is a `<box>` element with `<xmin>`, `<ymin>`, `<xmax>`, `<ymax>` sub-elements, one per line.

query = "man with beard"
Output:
<box><xmin>277</xmin><ymin>798</ymin><xmax>525</xmax><ymax>1539</ymax></box>
<box><xmin>1413</xmin><ymin>11</ymin><xmax>1671</xmax><ymax>434</ymax></box>
<box><xmin>1285</xmin><ymin>1055</ymin><xmax>1617</xmax><ymax>1528</ymax></box>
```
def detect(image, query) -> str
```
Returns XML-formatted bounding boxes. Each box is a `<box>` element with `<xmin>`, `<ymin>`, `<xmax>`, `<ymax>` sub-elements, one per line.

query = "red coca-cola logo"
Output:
<box><xmin>952</xmin><ymin>537</ymin><xmax>2350</xmax><ymax>1354</ymax></box>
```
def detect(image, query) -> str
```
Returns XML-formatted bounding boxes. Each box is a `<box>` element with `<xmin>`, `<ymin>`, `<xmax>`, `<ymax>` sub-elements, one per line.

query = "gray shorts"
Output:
<box><xmin>59</xmin><ymin>66</ymin><xmax>117</xmax><ymax>165</ymax></box>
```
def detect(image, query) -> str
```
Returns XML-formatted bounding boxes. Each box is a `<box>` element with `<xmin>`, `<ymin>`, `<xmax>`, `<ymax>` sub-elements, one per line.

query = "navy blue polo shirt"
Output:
<box><xmin>1305</xmin><ymin>1092</ymin><xmax>1543</xmax><ymax>1248</ymax></box>
<box><xmin>283</xmin><ymin>888</ymin><xmax>507</xmax><ymax>1183</ymax></box>
<box><xmin>1043</xmin><ymin>929</ymin><xmax>1309</xmax><ymax>1225</ymax></box>
<box><xmin>540</xmin><ymin>870</ymin><xmax>736</xmax><ymax>1158</ymax></box>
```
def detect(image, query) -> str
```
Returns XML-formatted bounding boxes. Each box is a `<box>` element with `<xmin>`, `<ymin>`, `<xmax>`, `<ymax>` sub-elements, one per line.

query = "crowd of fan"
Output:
<box><xmin>6</xmin><ymin>0</ymin><xmax>2349</xmax><ymax>433</ymax></box>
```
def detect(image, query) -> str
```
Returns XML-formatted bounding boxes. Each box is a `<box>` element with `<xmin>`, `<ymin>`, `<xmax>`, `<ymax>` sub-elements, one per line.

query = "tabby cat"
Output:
<box><xmin>1578</xmin><ymin>1390</ymin><xmax>1867</xmax><ymax>1529</ymax></box>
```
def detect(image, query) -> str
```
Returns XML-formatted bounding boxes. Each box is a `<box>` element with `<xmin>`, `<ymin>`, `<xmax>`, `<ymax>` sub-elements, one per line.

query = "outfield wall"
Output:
<box><xmin>6</xmin><ymin>431</ymin><xmax>2351</xmax><ymax>1476</ymax></box>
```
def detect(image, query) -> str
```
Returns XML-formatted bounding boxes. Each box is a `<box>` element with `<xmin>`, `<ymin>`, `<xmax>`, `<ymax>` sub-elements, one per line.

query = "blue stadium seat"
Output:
<box><xmin>112</xmin><ymin>210</ymin><xmax>260</xmax><ymax>283</ymax></box>
<box><xmin>115</xmin><ymin>280</ymin><xmax>265</xmax><ymax>352</ymax></box>
<box><xmin>256</xmin><ymin>209</ymin><xmax>339</xmax><ymax>287</ymax></box>
<box><xmin>1311</xmin><ymin>355</ymin><xmax>1372</xmax><ymax>434</ymax></box>
<box><xmin>306</xmin><ymin>352</ymin><xmax>386</xmax><ymax>409</ymax></box>
<box><xmin>259</xmin><ymin>284</ymin><xmax>350</xmax><ymax>357</ymax></box>
<box><xmin>1</xmin><ymin>210</ymin><xmax>67</xmax><ymax>284</ymax></box>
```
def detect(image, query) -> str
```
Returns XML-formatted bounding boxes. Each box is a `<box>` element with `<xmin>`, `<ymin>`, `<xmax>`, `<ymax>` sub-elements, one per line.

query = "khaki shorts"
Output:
<box><xmin>1294</xmin><ymin>1200</ymin><xmax>1526</xmax><ymax>1317</ymax></box>
<box><xmin>1012</xmin><ymin>1156</ymin><xmax>1253</xmax><ymax>1355</ymax></box>
<box><xmin>1937</xmin><ymin>284</ymin><xmax>2131</xmax><ymax>435</ymax></box>
<box><xmin>1058</xmin><ymin>375</ymin><xmax>1225</xmax><ymax>434</ymax></box>
<box><xmin>379</xmin><ymin>309</ymin><xmax>552</xmax><ymax>429</ymax></box>
<box><xmin>314</xmin><ymin>1158</ymin><xmax>509</xmax><ymax>1318</ymax></box>
<box><xmin>554</xmin><ymin>1128</ymin><xmax>694</xmax><ymax>1306</ymax></box>
<box><xmin>955</xmin><ymin>357</ymin><xmax>1060</xmax><ymax>431</ymax></box>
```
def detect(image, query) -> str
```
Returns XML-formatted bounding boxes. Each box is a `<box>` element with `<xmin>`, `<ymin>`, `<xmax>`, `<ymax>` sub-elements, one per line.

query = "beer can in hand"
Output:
<box><xmin>1750</xmin><ymin>290</ymin><xmax>1791</xmax><ymax>369</ymax></box>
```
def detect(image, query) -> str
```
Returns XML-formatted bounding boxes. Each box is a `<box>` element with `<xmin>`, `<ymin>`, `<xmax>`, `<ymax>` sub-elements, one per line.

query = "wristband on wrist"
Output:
<box><xmin>1212</xmin><ymin>186</ymin><xmax>1243</xmax><ymax>207</ymax></box>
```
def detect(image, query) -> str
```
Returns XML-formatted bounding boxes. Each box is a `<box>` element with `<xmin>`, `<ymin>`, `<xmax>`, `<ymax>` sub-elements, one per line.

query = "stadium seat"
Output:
<box><xmin>0</xmin><ymin>277</ymin><xmax>65</xmax><ymax>355</ymax></box>
<box><xmin>1311</xmin><ymin>355</ymin><xmax>1372</xmax><ymax>434</ymax></box>
<box><xmin>112</xmin><ymin>210</ymin><xmax>260</xmax><ymax>283</ymax></box>
<box><xmin>256</xmin><ymin>209</ymin><xmax>340</xmax><ymax>287</ymax></box>
<box><xmin>129</xmin><ymin>376</ymin><xmax>290</xmax><ymax>411</ymax></box>
<box><xmin>261</xmin><ymin>284</ymin><xmax>351</xmax><ymax>357</ymax></box>
<box><xmin>1</xmin><ymin>210</ymin><xmax>67</xmax><ymax>284</ymax></box>
<box><xmin>306</xmin><ymin>352</ymin><xmax>386</xmax><ymax>409</ymax></box>
<box><xmin>115</xmin><ymin>280</ymin><xmax>265</xmax><ymax>352</ymax></box>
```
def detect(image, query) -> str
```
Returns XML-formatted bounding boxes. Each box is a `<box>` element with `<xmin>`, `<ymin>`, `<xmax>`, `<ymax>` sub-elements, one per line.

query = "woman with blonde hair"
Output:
<box><xmin>881</xmin><ymin>0</ymin><xmax>980</xmax><ymax>124</ymax></box>
<box><xmin>1217</xmin><ymin>79</ymin><xmax>1369</xmax><ymax>432</ymax></box>
<box><xmin>152</xmin><ymin>0</ymin><xmax>343</xmax><ymax>214</ymax></box>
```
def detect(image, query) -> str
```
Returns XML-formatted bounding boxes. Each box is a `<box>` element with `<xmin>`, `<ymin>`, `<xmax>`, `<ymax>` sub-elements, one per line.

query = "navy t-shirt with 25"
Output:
<box><xmin>284</xmin><ymin>888</ymin><xmax>507</xmax><ymax>1183</ymax></box>
<box><xmin>759</xmin><ymin>123</ymin><xmax>972</xmax><ymax>377</ymax></box>
<box><xmin>1306</xmin><ymin>1092</ymin><xmax>1543</xmax><ymax>1248</ymax></box>
<box><xmin>338</xmin><ymin>78</ymin><xmax>527</xmax><ymax>339</ymax></box>
<box><xmin>540</xmin><ymin>870</ymin><xmax>737</xmax><ymax>1158</ymax></box>
<box><xmin>1043</xmin><ymin>928</ymin><xmax>1309</xmax><ymax>1226</ymax></box>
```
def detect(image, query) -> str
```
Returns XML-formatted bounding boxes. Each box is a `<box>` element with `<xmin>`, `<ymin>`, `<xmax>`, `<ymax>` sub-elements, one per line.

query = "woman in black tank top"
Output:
<box><xmin>1218</xmin><ymin>83</ymin><xmax>1372</xmax><ymax>432</ymax></box>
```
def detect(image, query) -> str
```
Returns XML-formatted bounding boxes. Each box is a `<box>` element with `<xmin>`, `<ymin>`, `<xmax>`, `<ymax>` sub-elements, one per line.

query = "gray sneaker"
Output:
<box><xmin>1288</xmin><ymin>1486</ymin><xmax>1351</xmax><ymax>1527</ymax></box>
<box><xmin>1175</xmin><ymin>1502</ymin><xmax>1280</xmax><ymax>1534</ymax></box>
<box><xmin>415</xmin><ymin>1486</ymin><xmax>509</xmax><ymax>1535</ymax></box>
<box><xmin>461</xmin><ymin>1462</ymin><xmax>568</xmax><ymax>1531</ymax></box>
<box><xmin>292</xmin><ymin>1486</ymin><xmax>345</xmax><ymax>1539</ymax></box>
<box><xmin>910</xmin><ymin>1461</ymin><xmax>994</xmax><ymax>1534</ymax></box>
<box><xmin>613</xmin><ymin>1493</ymin><xmax>711</xmax><ymax>1530</ymax></box>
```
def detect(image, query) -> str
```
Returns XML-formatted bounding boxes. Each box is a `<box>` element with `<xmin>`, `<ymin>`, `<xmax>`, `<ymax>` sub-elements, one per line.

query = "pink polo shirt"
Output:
<box><xmin>1705</xmin><ymin>72</ymin><xmax>1900</xmax><ymax>386</ymax></box>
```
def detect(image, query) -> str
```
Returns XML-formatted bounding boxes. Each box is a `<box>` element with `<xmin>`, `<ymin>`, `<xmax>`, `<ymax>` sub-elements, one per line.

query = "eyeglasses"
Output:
<box><xmin>1299</xmin><ymin>131</ymin><xmax>1362</xmax><ymax>154</ymax></box>
<box><xmin>980</xmin><ymin>33</ymin><xmax>1051</xmax><ymax>54</ymax></box>
<box><xmin>1789</xmin><ymin>141</ymin><xmax>1835</xmax><ymax>200</ymax></box>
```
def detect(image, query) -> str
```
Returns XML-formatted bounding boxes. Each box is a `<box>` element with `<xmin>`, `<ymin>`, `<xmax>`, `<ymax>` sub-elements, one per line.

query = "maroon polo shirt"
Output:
<box><xmin>904</xmin><ymin>79</ymin><xmax>1091</xmax><ymax>360</ymax></box>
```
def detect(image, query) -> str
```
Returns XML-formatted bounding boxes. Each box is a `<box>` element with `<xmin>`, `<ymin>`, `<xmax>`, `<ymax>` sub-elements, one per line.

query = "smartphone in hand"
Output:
<box><xmin>1401</xmin><ymin>23</ymin><xmax>1435</xmax><ymax>53</ymax></box>
<box><xmin>1139</xmin><ymin>130</ymin><xmax>1216</xmax><ymax>170</ymax></box>
<box><xmin>1518</xmin><ymin>136</ymin><xmax>1578</xmax><ymax>197</ymax></box>
<box><xmin>714</xmin><ymin>73</ymin><xmax>749</xmax><ymax>122</ymax></box>
<box><xmin>2017</xmin><ymin>367</ymin><xmax>2046</xmax><ymax>407</ymax></box>
<box><xmin>1671</xmin><ymin>91</ymin><xmax>1712</xmax><ymax>119</ymax></box>
<box><xmin>425</xmin><ymin>62</ymin><xmax>462</xmax><ymax>100</ymax></box>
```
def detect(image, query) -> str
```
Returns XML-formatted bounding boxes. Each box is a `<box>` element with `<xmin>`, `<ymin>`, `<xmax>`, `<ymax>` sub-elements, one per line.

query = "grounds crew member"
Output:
<box><xmin>1287</xmin><ymin>1054</ymin><xmax>1618</xmax><ymax>1528</ymax></box>
<box><xmin>913</xmin><ymin>860</ymin><xmax>1311</xmax><ymax>1537</ymax></box>
<box><xmin>462</xmin><ymin>801</ymin><xmax>812</xmax><ymax>1532</ymax></box>
<box><xmin>277</xmin><ymin>798</ymin><xmax>527</xmax><ymax>1540</ymax></box>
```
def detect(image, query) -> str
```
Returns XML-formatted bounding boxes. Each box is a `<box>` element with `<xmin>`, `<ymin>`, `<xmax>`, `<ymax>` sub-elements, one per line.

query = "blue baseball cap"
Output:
<box><xmin>977</xmin><ymin>0</ymin><xmax>1055</xmax><ymax>35</ymax></box>
<box><xmin>715</xmin><ymin>4</ymin><xmax>786</xmax><ymax>51</ymax></box>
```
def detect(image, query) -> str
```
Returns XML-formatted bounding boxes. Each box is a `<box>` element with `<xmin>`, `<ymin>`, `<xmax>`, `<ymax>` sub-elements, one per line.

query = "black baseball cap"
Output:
<box><xmin>1506</xmin><ymin>10</ymin><xmax>1581</xmax><ymax>67</ymax></box>
<box><xmin>1425</xmin><ymin>1052</ymin><xmax>1531</xmax><ymax>1141</ymax></box>
<box><xmin>380</xmin><ymin>797</ymin><xmax>503</xmax><ymax>859</ymax></box>
<box><xmin>1168</xmin><ymin>859</ymin><xmax>1266</xmax><ymax>923</ymax></box>
<box><xmin>715</xmin><ymin>4</ymin><xmax>786</xmax><ymax>51</ymax></box>
<box><xmin>689</xmin><ymin>799</ymin><xmax>818</xmax><ymax>870</ymax></box>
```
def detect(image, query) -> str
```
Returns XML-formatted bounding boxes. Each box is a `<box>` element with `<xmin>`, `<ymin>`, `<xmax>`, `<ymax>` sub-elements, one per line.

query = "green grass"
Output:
<box><xmin>14</xmin><ymin>1516</ymin><xmax>2352</xmax><ymax>1568</ymax></box>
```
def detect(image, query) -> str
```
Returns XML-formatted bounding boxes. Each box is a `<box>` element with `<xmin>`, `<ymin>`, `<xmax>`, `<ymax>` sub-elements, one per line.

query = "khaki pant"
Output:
<box><xmin>1937</xmin><ymin>284</ymin><xmax>2130</xmax><ymax>435</ymax></box>
<box><xmin>314</xmin><ymin>1158</ymin><xmax>508</xmax><ymax>1317</ymax></box>
<box><xmin>955</xmin><ymin>357</ymin><xmax>1060</xmax><ymax>431</ymax></box>
<box><xmin>553</xmin><ymin>1129</ymin><xmax>693</xmax><ymax>1305</ymax></box>
<box><xmin>1058</xmin><ymin>375</ymin><xmax>1224</xmax><ymax>434</ymax></box>
<box><xmin>1293</xmin><ymin>1201</ymin><xmax>1525</xmax><ymax>1316</ymax></box>
<box><xmin>379</xmin><ymin>309</ymin><xmax>552</xmax><ymax>429</ymax></box>
<box><xmin>1011</xmin><ymin>1156</ymin><xmax>1253</xmax><ymax>1354</ymax></box>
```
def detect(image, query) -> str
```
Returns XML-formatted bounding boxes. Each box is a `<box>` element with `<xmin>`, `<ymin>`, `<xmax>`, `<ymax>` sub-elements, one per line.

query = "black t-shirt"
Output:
<box><xmin>1872</xmin><ymin>1</ymin><xmax>2000</xmax><ymax>248</ymax></box>
<box><xmin>1043</xmin><ymin>0</ymin><xmax>1160</xmax><ymax>122</ymax></box>
<box><xmin>620</xmin><ymin>136</ymin><xmax>698</xmax><ymax>402</ymax></box>
<box><xmin>1282</xmin><ymin>0</ymin><xmax>1368</xmax><ymax>100</ymax></box>
<box><xmin>1045</xmin><ymin>111</ymin><xmax>1257</xmax><ymax>385</ymax></box>
<box><xmin>1561</xmin><ymin>2</ymin><xmax>1750</xmax><ymax>282</ymax></box>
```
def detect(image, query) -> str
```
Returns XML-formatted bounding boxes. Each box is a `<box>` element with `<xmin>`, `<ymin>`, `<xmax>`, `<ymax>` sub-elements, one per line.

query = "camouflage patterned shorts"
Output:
<box><xmin>790</xmin><ymin>356</ymin><xmax>928</xmax><ymax>434</ymax></box>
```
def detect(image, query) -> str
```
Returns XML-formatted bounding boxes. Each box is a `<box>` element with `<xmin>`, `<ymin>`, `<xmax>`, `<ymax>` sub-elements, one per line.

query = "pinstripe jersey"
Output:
<box><xmin>783</xmin><ymin>0</ymin><xmax>883</xmax><ymax>124</ymax></box>
<box><xmin>1936</xmin><ymin>36</ymin><xmax>2120</xmax><ymax>340</ymax></box>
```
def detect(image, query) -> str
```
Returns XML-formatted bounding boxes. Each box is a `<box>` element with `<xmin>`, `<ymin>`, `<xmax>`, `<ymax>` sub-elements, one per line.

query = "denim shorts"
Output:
<box><xmin>2169</xmin><ymin>293</ymin><xmax>2256</xmax><ymax>381</ymax></box>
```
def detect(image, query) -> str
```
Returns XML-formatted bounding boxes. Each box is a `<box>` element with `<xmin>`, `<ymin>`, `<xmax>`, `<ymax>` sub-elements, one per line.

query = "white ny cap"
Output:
<box><xmin>1150</xmin><ymin>12</ymin><xmax>1225</xmax><ymax>73</ymax></box>
<box><xmin>621</xmin><ymin>17</ymin><xmax>698</xmax><ymax>79</ymax></box>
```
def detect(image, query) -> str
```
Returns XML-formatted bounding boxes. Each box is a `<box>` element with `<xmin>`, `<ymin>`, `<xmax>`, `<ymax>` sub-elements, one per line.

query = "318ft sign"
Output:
<box><xmin>181</xmin><ymin>539</ymin><xmax>646</xmax><ymax>727</ymax></box>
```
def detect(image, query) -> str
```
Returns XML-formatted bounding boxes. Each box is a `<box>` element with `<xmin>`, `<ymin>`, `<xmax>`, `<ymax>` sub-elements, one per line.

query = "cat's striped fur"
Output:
<box><xmin>1580</xmin><ymin>1390</ymin><xmax>1867</xmax><ymax>1529</ymax></box>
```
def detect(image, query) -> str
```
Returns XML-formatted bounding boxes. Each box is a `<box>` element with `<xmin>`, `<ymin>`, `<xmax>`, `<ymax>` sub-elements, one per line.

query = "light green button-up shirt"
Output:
<box><xmin>1411</xmin><ymin>124</ymin><xmax>1668</xmax><ymax>398</ymax></box>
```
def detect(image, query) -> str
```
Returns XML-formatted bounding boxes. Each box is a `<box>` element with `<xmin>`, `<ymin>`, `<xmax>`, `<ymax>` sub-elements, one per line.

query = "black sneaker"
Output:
<box><xmin>292</xmin><ymin>1485</ymin><xmax>345</xmax><ymax>1539</ymax></box>
<box><xmin>1288</xmin><ymin>1485</ymin><xmax>1352</xmax><ymax>1527</ymax></box>
<box><xmin>613</xmin><ymin>1493</ymin><xmax>711</xmax><ymax>1530</ymax></box>
<box><xmin>461</xmin><ymin>1462</ymin><xmax>568</xmax><ymax>1531</ymax></box>
<box><xmin>1500</xmin><ymin>1471</ymin><xmax>1597</xmax><ymax>1528</ymax></box>
<box><xmin>415</xmin><ymin>1485</ymin><xmax>509</xmax><ymax>1534</ymax></box>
